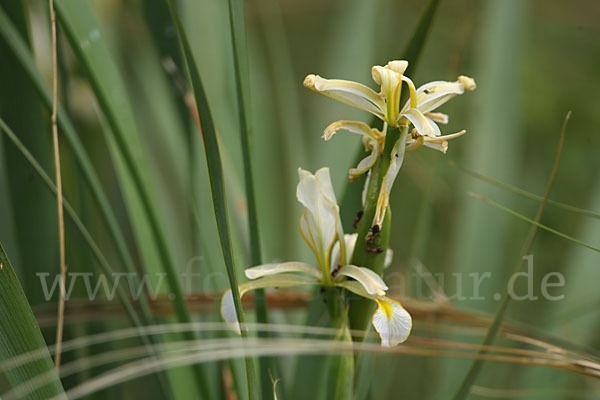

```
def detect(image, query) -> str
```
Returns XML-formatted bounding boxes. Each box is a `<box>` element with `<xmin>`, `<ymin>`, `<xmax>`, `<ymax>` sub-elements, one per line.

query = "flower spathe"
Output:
<box><xmin>220</xmin><ymin>168</ymin><xmax>412</xmax><ymax>346</ymax></box>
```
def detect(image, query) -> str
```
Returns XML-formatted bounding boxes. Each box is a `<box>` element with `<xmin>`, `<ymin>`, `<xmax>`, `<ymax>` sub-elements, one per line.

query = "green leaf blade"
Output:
<box><xmin>0</xmin><ymin>244</ymin><xmax>65</xmax><ymax>400</ymax></box>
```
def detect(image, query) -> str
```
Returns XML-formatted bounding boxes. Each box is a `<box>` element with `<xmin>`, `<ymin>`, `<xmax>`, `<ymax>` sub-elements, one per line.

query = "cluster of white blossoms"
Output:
<box><xmin>304</xmin><ymin>60</ymin><xmax>476</xmax><ymax>228</ymax></box>
<box><xmin>221</xmin><ymin>60</ymin><xmax>475</xmax><ymax>347</ymax></box>
<box><xmin>221</xmin><ymin>168</ymin><xmax>412</xmax><ymax>346</ymax></box>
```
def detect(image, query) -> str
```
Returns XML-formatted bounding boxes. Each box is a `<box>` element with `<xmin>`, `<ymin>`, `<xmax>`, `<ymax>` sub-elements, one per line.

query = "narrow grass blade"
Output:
<box><xmin>401</xmin><ymin>0</ymin><xmax>442</xmax><ymax>74</ymax></box>
<box><xmin>227</xmin><ymin>0</ymin><xmax>263</xmax><ymax>295</ymax></box>
<box><xmin>226</xmin><ymin>0</ymin><xmax>274</xmax><ymax>397</ymax></box>
<box><xmin>0</xmin><ymin>17</ymin><xmax>178</xmax><ymax>395</ymax></box>
<box><xmin>0</xmin><ymin>4</ymin><xmax>158</xmax><ymax>334</ymax></box>
<box><xmin>164</xmin><ymin>1</ymin><xmax>258</xmax><ymax>398</ymax></box>
<box><xmin>451</xmin><ymin>112</ymin><xmax>570</xmax><ymax>400</ymax></box>
<box><xmin>255</xmin><ymin>0</ymin><xmax>310</xmax><ymax>261</ymax></box>
<box><xmin>52</xmin><ymin>2</ymin><xmax>212</xmax><ymax>397</ymax></box>
<box><xmin>451</xmin><ymin>161</ymin><xmax>600</xmax><ymax>220</ymax></box>
<box><xmin>0</xmin><ymin>2</ymin><xmax>58</xmax><ymax>304</ymax></box>
<box><xmin>0</xmin><ymin>117</ymin><xmax>161</xmax><ymax>347</ymax></box>
<box><xmin>47</xmin><ymin>0</ymin><xmax>67</xmax><ymax>370</ymax></box>
<box><xmin>0</xmin><ymin>4</ymin><xmax>200</xmax><ymax>396</ymax></box>
<box><xmin>0</xmin><ymin>242</ymin><xmax>65</xmax><ymax>400</ymax></box>
<box><xmin>468</xmin><ymin>192</ymin><xmax>600</xmax><ymax>253</ymax></box>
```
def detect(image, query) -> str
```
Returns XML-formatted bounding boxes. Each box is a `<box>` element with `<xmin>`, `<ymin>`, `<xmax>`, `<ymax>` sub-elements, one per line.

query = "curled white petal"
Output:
<box><xmin>372</xmin><ymin>65</ymin><xmax>402</xmax><ymax>124</ymax></box>
<box><xmin>361</xmin><ymin>169</ymin><xmax>371</xmax><ymax>207</ymax></box>
<box><xmin>384</xmin><ymin>248</ymin><xmax>394</xmax><ymax>269</ymax></box>
<box><xmin>304</xmin><ymin>74</ymin><xmax>385</xmax><ymax>119</ymax></box>
<box><xmin>349</xmin><ymin>140</ymin><xmax>379</xmax><ymax>179</ymax></box>
<box><xmin>373</xmin><ymin>130</ymin><xmax>408</xmax><ymax>228</ymax></box>
<box><xmin>422</xmin><ymin>130</ymin><xmax>466</xmax><ymax>154</ymax></box>
<box><xmin>423</xmin><ymin>141</ymin><xmax>448</xmax><ymax>154</ymax></box>
<box><xmin>424</xmin><ymin>130</ymin><xmax>466</xmax><ymax>143</ymax></box>
<box><xmin>335</xmin><ymin>265</ymin><xmax>388</xmax><ymax>296</ymax></box>
<box><xmin>331</xmin><ymin>233</ymin><xmax>358</xmax><ymax>268</ymax></box>
<box><xmin>425</xmin><ymin>116</ymin><xmax>441</xmax><ymax>137</ymax></box>
<box><xmin>322</xmin><ymin>120</ymin><xmax>381</xmax><ymax>142</ymax></box>
<box><xmin>458</xmin><ymin>75</ymin><xmax>476</xmax><ymax>91</ymax></box>
<box><xmin>426</xmin><ymin>112</ymin><xmax>448</xmax><ymax>124</ymax></box>
<box><xmin>245</xmin><ymin>262</ymin><xmax>323</xmax><ymax>280</ymax></box>
<box><xmin>385</xmin><ymin>60</ymin><xmax>408</xmax><ymax>74</ymax></box>
<box><xmin>402</xmin><ymin>76</ymin><xmax>476</xmax><ymax>115</ymax></box>
<box><xmin>400</xmin><ymin>75</ymin><xmax>418</xmax><ymax>110</ymax></box>
<box><xmin>401</xmin><ymin>108</ymin><xmax>436</xmax><ymax>138</ymax></box>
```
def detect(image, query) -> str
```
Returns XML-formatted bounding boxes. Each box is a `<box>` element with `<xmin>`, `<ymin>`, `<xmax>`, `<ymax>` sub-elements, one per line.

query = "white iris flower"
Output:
<box><xmin>220</xmin><ymin>167</ymin><xmax>411</xmax><ymax>347</ymax></box>
<box><xmin>304</xmin><ymin>60</ymin><xmax>476</xmax><ymax>228</ymax></box>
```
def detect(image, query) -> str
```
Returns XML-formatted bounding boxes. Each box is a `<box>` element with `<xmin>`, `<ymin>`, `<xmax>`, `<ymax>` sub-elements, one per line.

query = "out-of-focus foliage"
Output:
<box><xmin>0</xmin><ymin>0</ymin><xmax>599</xmax><ymax>398</ymax></box>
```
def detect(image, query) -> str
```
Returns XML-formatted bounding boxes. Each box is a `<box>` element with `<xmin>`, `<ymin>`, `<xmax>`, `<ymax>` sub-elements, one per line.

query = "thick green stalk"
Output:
<box><xmin>324</xmin><ymin>287</ymin><xmax>353</xmax><ymax>400</ymax></box>
<box><xmin>348</xmin><ymin>126</ymin><xmax>405</xmax><ymax>333</ymax></box>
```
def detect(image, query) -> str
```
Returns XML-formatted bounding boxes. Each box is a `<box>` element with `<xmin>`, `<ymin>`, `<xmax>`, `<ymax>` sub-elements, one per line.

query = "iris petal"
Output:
<box><xmin>221</xmin><ymin>274</ymin><xmax>320</xmax><ymax>334</ymax></box>
<box><xmin>304</xmin><ymin>74</ymin><xmax>385</xmax><ymax>120</ymax></box>
<box><xmin>337</xmin><ymin>281</ymin><xmax>412</xmax><ymax>346</ymax></box>
<box><xmin>335</xmin><ymin>265</ymin><xmax>388</xmax><ymax>296</ymax></box>
<box><xmin>245</xmin><ymin>262</ymin><xmax>323</xmax><ymax>280</ymax></box>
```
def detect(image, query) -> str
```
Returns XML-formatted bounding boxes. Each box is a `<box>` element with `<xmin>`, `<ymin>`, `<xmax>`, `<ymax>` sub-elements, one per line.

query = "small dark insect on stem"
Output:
<box><xmin>353</xmin><ymin>210</ymin><xmax>364</xmax><ymax>230</ymax></box>
<box><xmin>367</xmin><ymin>224</ymin><xmax>380</xmax><ymax>244</ymax></box>
<box><xmin>331</xmin><ymin>264</ymin><xmax>342</xmax><ymax>278</ymax></box>
<box><xmin>320</xmin><ymin>286</ymin><xmax>327</xmax><ymax>303</ymax></box>
<box><xmin>365</xmin><ymin>224</ymin><xmax>384</xmax><ymax>253</ymax></box>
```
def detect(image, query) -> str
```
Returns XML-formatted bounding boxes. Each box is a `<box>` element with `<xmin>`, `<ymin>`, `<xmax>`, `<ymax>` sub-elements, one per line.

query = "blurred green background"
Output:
<box><xmin>0</xmin><ymin>0</ymin><xmax>599</xmax><ymax>398</ymax></box>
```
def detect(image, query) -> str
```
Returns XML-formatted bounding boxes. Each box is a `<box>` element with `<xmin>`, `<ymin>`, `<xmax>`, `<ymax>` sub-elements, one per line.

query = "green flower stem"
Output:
<box><xmin>325</xmin><ymin>286</ymin><xmax>343</xmax><ymax>327</ymax></box>
<box><xmin>324</xmin><ymin>286</ymin><xmax>353</xmax><ymax>400</ymax></box>
<box><xmin>348</xmin><ymin>125</ymin><xmax>407</xmax><ymax>334</ymax></box>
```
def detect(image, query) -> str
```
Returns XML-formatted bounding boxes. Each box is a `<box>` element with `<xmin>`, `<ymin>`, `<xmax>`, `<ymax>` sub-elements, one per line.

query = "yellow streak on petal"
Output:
<box><xmin>298</xmin><ymin>212</ymin><xmax>320</xmax><ymax>266</ymax></box>
<box><xmin>401</xmin><ymin>75</ymin><xmax>418</xmax><ymax>109</ymax></box>
<box><xmin>376</xmin><ymin>299</ymin><xmax>394</xmax><ymax>320</ymax></box>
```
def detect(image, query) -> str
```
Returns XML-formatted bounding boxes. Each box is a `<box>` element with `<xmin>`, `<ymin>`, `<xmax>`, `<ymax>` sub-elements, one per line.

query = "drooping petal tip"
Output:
<box><xmin>458</xmin><ymin>75</ymin><xmax>476</xmax><ymax>91</ymax></box>
<box><xmin>386</xmin><ymin>60</ymin><xmax>409</xmax><ymax>75</ymax></box>
<box><xmin>303</xmin><ymin>74</ymin><xmax>317</xmax><ymax>89</ymax></box>
<box><xmin>220</xmin><ymin>289</ymin><xmax>241</xmax><ymax>335</ymax></box>
<box><xmin>372</xmin><ymin>297</ymin><xmax>413</xmax><ymax>347</ymax></box>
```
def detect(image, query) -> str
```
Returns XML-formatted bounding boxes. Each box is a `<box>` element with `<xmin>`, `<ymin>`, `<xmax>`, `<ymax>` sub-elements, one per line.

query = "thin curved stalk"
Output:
<box><xmin>451</xmin><ymin>112</ymin><xmax>571</xmax><ymax>400</ymax></box>
<box><xmin>0</xmin><ymin>117</ymin><xmax>175</xmax><ymax>398</ymax></box>
<box><xmin>0</xmin><ymin>5</ymin><xmax>156</xmax><ymax>327</ymax></box>
<box><xmin>226</xmin><ymin>0</ymin><xmax>274</xmax><ymax>397</ymax></box>
<box><xmin>163</xmin><ymin>0</ymin><xmax>257</xmax><ymax>398</ymax></box>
